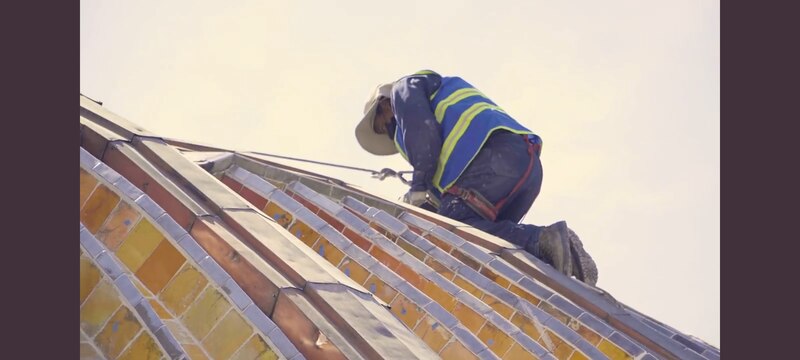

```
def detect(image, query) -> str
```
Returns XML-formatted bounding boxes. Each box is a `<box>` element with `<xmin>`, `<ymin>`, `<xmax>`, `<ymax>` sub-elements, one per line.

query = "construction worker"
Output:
<box><xmin>355</xmin><ymin>70</ymin><xmax>597</xmax><ymax>285</ymax></box>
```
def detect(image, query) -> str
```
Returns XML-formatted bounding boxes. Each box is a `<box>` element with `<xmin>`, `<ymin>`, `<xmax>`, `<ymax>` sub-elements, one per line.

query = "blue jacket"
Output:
<box><xmin>389</xmin><ymin>70</ymin><xmax>538</xmax><ymax>193</ymax></box>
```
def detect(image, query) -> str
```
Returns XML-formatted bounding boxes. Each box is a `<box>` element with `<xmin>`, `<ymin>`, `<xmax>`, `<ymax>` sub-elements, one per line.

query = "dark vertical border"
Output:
<box><xmin>2</xmin><ymin>0</ymin><xmax>76</xmax><ymax>358</ymax></box>
<box><xmin>724</xmin><ymin>0</ymin><xmax>799</xmax><ymax>358</ymax></box>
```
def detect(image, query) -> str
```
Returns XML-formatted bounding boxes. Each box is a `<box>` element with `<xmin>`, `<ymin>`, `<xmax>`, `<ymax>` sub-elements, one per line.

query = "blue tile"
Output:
<box><xmin>222</xmin><ymin>277</ymin><xmax>254</xmax><ymax>310</ymax></box>
<box><xmin>93</xmin><ymin>163</ymin><xmax>122</xmax><ymax>185</ymax></box>
<box><xmin>451</xmin><ymin>326</ymin><xmax>487</xmax><ymax>355</ymax></box>
<box><xmin>486</xmin><ymin>259</ymin><xmax>523</xmax><ymax>283</ymax></box>
<box><xmin>154</xmin><ymin>326</ymin><xmax>186</xmax><ymax>359</ymax></box>
<box><xmin>79</xmin><ymin>228</ymin><xmax>104</xmax><ymax>259</ymax></box>
<box><xmin>134</xmin><ymin>301</ymin><xmax>164</xmax><ymax>332</ymax></box>
<box><xmin>267</xmin><ymin>326</ymin><xmax>301</xmax><ymax>359</ymax></box>
<box><xmin>198</xmin><ymin>256</ymin><xmax>231</xmax><ymax>286</ymax></box>
<box><xmin>576</xmin><ymin>312</ymin><xmax>614</xmax><ymax>337</ymax></box>
<box><xmin>459</xmin><ymin>242</ymin><xmax>494</xmax><ymax>264</ymax></box>
<box><xmin>547</xmin><ymin>295</ymin><xmax>584</xmax><ymax>319</ymax></box>
<box><xmin>397</xmin><ymin>212</ymin><xmax>436</xmax><ymax>232</ymax></box>
<box><xmin>610</xmin><ymin>331</ymin><xmax>646</xmax><ymax>356</ymax></box>
<box><xmin>113</xmin><ymin>178</ymin><xmax>144</xmax><ymax>201</ymax></box>
<box><xmin>430</xmin><ymin>227</ymin><xmax>466</xmax><ymax>247</ymax></box>
<box><xmin>113</xmin><ymin>276</ymin><xmax>143</xmax><ymax>306</ymax></box>
<box><xmin>518</xmin><ymin>277</ymin><xmax>554</xmax><ymax>301</ymax></box>
<box><xmin>155</xmin><ymin>213</ymin><xmax>188</xmax><ymax>240</ymax></box>
<box><xmin>94</xmin><ymin>251</ymin><xmax>124</xmax><ymax>280</ymax></box>
<box><xmin>423</xmin><ymin>301</ymin><xmax>459</xmax><ymax>329</ymax></box>
<box><xmin>176</xmin><ymin>234</ymin><xmax>210</xmax><ymax>263</ymax></box>
<box><xmin>79</xmin><ymin>147</ymin><xmax>101</xmax><ymax>169</ymax></box>
<box><xmin>134</xmin><ymin>195</ymin><xmax>166</xmax><ymax>220</ymax></box>
<box><xmin>243</xmin><ymin>304</ymin><xmax>277</xmax><ymax>335</ymax></box>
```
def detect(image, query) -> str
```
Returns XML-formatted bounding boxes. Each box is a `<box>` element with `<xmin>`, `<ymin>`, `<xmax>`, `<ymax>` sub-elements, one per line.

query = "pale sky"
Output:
<box><xmin>81</xmin><ymin>0</ymin><xmax>720</xmax><ymax>348</ymax></box>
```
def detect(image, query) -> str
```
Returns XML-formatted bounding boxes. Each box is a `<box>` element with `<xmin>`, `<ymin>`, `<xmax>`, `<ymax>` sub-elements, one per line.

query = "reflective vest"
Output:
<box><xmin>394</xmin><ymin>74</ymin><xmax>535</xmax><ymax>192</ymax></box>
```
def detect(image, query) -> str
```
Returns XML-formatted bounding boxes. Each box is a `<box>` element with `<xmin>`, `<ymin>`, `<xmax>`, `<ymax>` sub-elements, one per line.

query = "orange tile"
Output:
<box><xmin>182</xmin><ymin>287</ymin><xmax>232</xmax><ymax>340</ymax></box>
<box><xmin>94</xmin><ymin>306</ymin><xmax>143</xmax><ymax>359</ymax></box>
<box><xmin>479</xmin><ymin>267</ymin><xmax>512</xmax><ymax>289</ymax></box>
<box><xmin>79</xmin><ymin>168</ymin><xmax>98</xmax><ymax>210</ymax></box>
<box><xmin>481</xmin><ymin>294</ymin><xmax>515</xmax><ymax>319</ymax></box>
<box><xmin>342</xmin><ymin>227</ymin><xmax>373</xmax><ymax>251</ymax></box>
<box><xmin>509</xmin><ymin>284</ymin><xmax>542</xmax><ymax>306</ymax></box>
<box><xmin>574</xmin><ymin>322</ymin><xmax>602</xmax><ymax>346</ymax></box>
<box><xmin>116</xmin><ymin>331</ymin><xmax>164</xmax><ymax>360</ymax></box>
<box><xmin>364</xmin><ymin>275</ymin><xmax>399</xmax><ymax>304</ymax></box>
<box><xmin>115</xmin><ymin>219</ymin><xmax>165</xmax><ymax>273</ymax></box>
<box><xmin>424</xmin><ymin>234</ymin><xmax>453</xmax><ymax>253</ymax></box>
<box><xmin>553</xmin><ymin>341</ymin><xmax>576</xmax><ymax>360</ymax></box>
<box><xmin>451</xmin><ymin>301</ymin><xmax>485</xmax><ymax>333</ymax></box>
<box><xmin>95</xmin><ymin>200</ymin><xmax>142</xmax><ymax>251</ymax></box>
<box><xmin>240</xmin><ymin>186</ymin><xmax>268</xmax><ymax>210</ymax></box>
<box><xmin>413</xmin><ymin>315</ymin><xmax>453</xmax><ymax>353</ymax></box>
<box><xmin>424</xmin><ymin>257</ymin><xmax>456</xmax><ymax>281</ymax></box>
<box><xmin>476</xmin><ymin>321</ymin><xmax>515</xmax><ymax>356</ymax></box>
<box><xmin>510</xmin><ymin>313</ymin><xmax>543</xmax><ymax>341</ymax></box>
<box><xmin>262</xmin><ymin>201</ymin><xmax>293</xmax><ymax>228</ymax></box>
<box><xmin>315</xmin><ymin>210</ymin><xmax>345</xmax><ymax>231</ymax></box>
<box><xmin>502</xmin><ymin>343</ymin><xmax>538</xmax><ymax>360</ymax></box>
<box><xmin>287</xmin><ymin>220</ymin><xmax>320</xmax><ymax>247</ymax></box>
<box><xmin>597</xmin><ymin>339</ymin><xmax>631</xmax><ymax>360</ymax></box>
<box><xmin>394</xmin><ymin>263</ymin><xmax>426</xmax><ymax>289</ymax></box>
<box><xmin>439</xmin><ymin>341</ymin><xmax>479</xmax><ymax>360</ymax></box>
<box><xmin>311</xmin><ymin>237</ymin><xmax>346</xmax><ymax>267</ymax></box>
<box><xmin>338</xmin><ymin>258</ymin><xmax>371</xmax><ymax>285</ymax></box>
<box><xmin>369</xmin><ymin>246</ymin><xmax>401</xmax><ymax>271</ymax></box>
<box><xmin>80</xmin><ymin>256</ymin><xmax>101</xmax><ymax>305</ymax></box>
<box><xmin>202</xmin><ymin>310</ymin><xmax>253</xmax><ymax>360</ymax></box>
<box><xmin>159</xmin><ymin>264</ymin><xmax>209</xmax><ymax>317</ymax></box>
<box><xmin>135</xmin><ymin>239</ymin><xmax>187</xmax><ymax>294</ymax></box>
<box><xmin>452</xmin><ymin>275</ymin><xmax>484</xmax><ymax>299</ymax></box>
<box><xmin>80</xmin><ymin>279</ymin><xmax>122</xmax><ymax>336</ymax></box>
<box><xmin>220</xmin><ymin>175</ymin><xmax>243</xmax><ymax>192</ymax></box>
<box><xmin>390</xmin><ymin>295</ymin><xmax>424</xmax><ymax>329</ymax></box>
<box><xmin>80</xmin><ymin>184</ymin><xmax>121</xmax><ymax>233</ymax></box>
<box><xmin>396</xmin><ymin>238</ymin><xmax>427</xmax><ymax>261</ymax></box>
<box><xmin>420</xmin><ymin>280</ymin><xmax>458</xmax><ymax>312</ymax></box>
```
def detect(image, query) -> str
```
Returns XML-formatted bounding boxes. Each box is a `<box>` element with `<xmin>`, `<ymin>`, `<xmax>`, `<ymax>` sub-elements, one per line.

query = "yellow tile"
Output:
<box><xmin>81</xmin><ymin>184</ymin><xmax>121</xmax><ymax>233</ymax></box>
<box><xmin>95</xmin><ymin>306</ymin><xmax>143</xmax><ymax>359</ymax></box>
<box><xmin>311</xmin><ymin>237</ymin><xmax>346</xmax><ymax>267</ymax></box>
<box><xmin>501</xmin><ymin>343</ymin><xmax>538</xmax><ymax>360</ymax></box>
<box><xmin>79</xmin><ymin>343</ymin><xmax>103</xmax><ymax>360</ymax></box>
<box><xmin>553</xmin><ymin>341</ymin><xmax>576</xmax><ymax>360</ymax></box>
<box><xmin>476</xmin><ymin>322</ymin><xmax>515</xmax><ymax>356</ymax></box>
<box><xmin>364</xmin><ymin>275</ymin><xmax>399</xmax><ymax>304</ymax></box>
<box><xmin>135</xmin><ymin>239</ymin><xmax>187</xmax><ymax>294</ymax></box>
<box><xmin>95</xmin><ymin>200</ymin><xmax>142</xmax><ymax>251</ymax></box>
<box><xmin>182</xmin><ymin>286</ymin><xmax>232</xmax><ymax>340</ymax></box>
<box><xmin>117</xmin><ymin>331</ymin><xmax>164</xmax><ymax>360</ymax></box>
<box><xmin>510</xmin><ymin>313</ymin><xmax>543</xmax><ymax>341</ymax></box>
<box><xmin>338</xmin><ymin>258</ymin><xmax>371</xmax><ymax>285</ymax></box>
<box><xmin>262</xmin><ymin>201</ymin><xmax>293</xmax><ymax>228</ymax></box>
<box><xmin>424</xmin><ymin>257</ymin><xmax>455</xmax><ymax>281</ymax></box>
<box><xmin>116</xmin><ymin>219</ymin><xmax>165</xmax><ymax>272</ymax></box>
<box><xmin>183</xmin><ymin>344</ymin><xmax>210</xmax><ymax>360</ymax></box>
<box><xmin>369</xmin><ymin>246</ymin><xmax>402</xmax><ymax>271</ymax></box>
<box><xmin>202</xmin><ymin>310</ymin><xmax>253</xmax><ymax>359</ymax></box>
<box><xmin>80</xmin><ymin>168</ymin><xmax>99</xmax><ymax>210</ymax></box>
<box><xmin>481</xmin><ymin>294</ymin><xmax>514</xmax><ymax>319</ymax></box>
<box><xmin>569</xmin><ymin>350</ymin><xmax>590</xmax><ymax>360</ymax></box>
<box><xmin>149</xmin><ymin>299</ymin><xmax>173</xmax><ymax>319</ymax></box>
<box><xmin>80</xmin><ymin>279</ymin><xmax>122</xmax><ymax>336</ymax></box>
<box><xmin>452</xmin><ymin>276</ymin><xmax>484</xmax><ymax>299</ymax></box>
<box><xmin>598</xmin><ymin>339</ymin><xmax>632</xmax><ymax>360</ymax></box>
<box><xmin>159</xmin><ymin>264</ymin><xmax>209</xmax><ymax>317</ymax></box>
<box><xmin>396</xmin><ymin>238</ymin><xmax>427</xmax><ymax>261</ymax></box>
<box><xmin>164</xmin><ymin>319</ymin><xmax>195</xmax><ymax>344</ymax></box>
<box><xmin>439</xmin><ymin>341</ymin><xmax>479</xmax><ymax>360</ymax></box>
<box><xmin>509</xmin><ymin>284</ymin><xmax>542</xmax><ymax>306</ymax></box>
<box><xmin>287</xmin><ymin>220</ymin><xmax>320</xmax><ymax>247</ymax></box>
<box><xmin>231</xmin><ymin>335</ymin><xmax>280</xmax><ymax>360</ymax></box>
<box><xmin>80</xmin><ymin>256</ymin><xmax>102</xmax><ymax>305</ymax></box>
<box><xmin>424</xmin><ymin>234</ymin><xmax>453</xmax><ymax>253</ymax></box>
<box><xmin>413</xmin><ymin>315</ymin><xmax>453</xmax><ymax>353</ymax></box>
<box><xmin>132</xmin><ymin>277</ymin><xmax>154</xmax><ymax>298</ymax></box>
<box><xmin>421</xmin><ymin>280</ymin><xmax>458</xmax><ymax>312</ymax></box>
<box><xmin>390</xmin><ymin>295</ymin><xmax>424</xmax><ymax>329</ymax></box>
<box><xmin>539</xmin><ymin>301</ymin><xmax>572</xmax><ymax>325</ymax></box>
<box><xmin>451</xmin><ymin>301</ymin><xmax>485</xmax><ymax>333</ymax></box>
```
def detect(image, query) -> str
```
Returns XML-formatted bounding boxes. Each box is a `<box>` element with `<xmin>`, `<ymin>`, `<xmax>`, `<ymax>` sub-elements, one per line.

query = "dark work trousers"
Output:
<box><xmin>436</xmin><ymin>131</ymin><xmax>545</xmax><ymax>257</ymax></box>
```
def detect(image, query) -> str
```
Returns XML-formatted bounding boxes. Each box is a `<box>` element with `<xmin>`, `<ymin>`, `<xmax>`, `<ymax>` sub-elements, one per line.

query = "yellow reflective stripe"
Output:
<box><xmin>433</xmin><ymin>88</ymin><xmax>485</xmax><ymax>122</ymax></box>
<box><xmin>432</xmin><ymin>102</ymin><xmax>503</xmax><ymax>190</ymax></box>
<box><xmin>429</xmin><ymin>89</ymin><xmax>439</xmax><ymax>101</ymax></box>
<box><xmin>394</xmin><ymin>134</ymin><xmax>409</xmax><ymax>162</ymax></box>
<box><xmin>414</xmin><ymin>70</ymin><xmax>437</xmax><ymax>75</ymax></box>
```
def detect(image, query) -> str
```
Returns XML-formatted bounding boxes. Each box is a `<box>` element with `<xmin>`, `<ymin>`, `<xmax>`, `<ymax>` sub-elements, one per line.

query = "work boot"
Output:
<box><xmin>566</xmin><ymin>226</ymin><xmax>598</xmax><ymax>286</ymax></box>
<box><xmin>527</xmin><ymin>221</ymin><xmax>573</xmax><ymax>277</ymax></box>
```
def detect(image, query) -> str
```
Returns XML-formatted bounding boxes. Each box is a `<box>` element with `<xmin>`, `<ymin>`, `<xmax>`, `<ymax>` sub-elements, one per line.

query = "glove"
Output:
<box><xmin>402</xmin><ymin>190</ymin><xmax>429</xmax><ymax>207</ymax></box>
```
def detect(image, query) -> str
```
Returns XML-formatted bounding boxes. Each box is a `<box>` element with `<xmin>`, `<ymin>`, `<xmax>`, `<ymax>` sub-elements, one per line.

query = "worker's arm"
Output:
<box><xmin>391</xmin><ymin>71</ymin><xmax>443</xmax><ymax>192</ymax></box>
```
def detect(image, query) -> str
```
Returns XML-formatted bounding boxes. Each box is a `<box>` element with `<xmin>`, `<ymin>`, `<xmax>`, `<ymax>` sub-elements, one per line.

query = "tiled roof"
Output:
<box><xmin>79</xmin><ymin>94</ymin><xmax>720</xmax><ymax>360</ymax></box>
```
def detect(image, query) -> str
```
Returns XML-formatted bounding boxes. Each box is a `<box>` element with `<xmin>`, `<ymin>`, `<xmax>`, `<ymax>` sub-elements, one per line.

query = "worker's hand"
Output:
<box><xmin>402</xmin><ymin>190</ymin><xmax>429</xmax><ymax>207</ymax></box>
